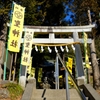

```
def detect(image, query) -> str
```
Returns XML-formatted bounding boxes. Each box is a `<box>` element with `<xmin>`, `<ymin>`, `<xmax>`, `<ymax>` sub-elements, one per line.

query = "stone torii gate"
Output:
<box><xmin>19</xmin><ymin>25</ymin><xmax>94</xmax><ymax>88</ymax></box>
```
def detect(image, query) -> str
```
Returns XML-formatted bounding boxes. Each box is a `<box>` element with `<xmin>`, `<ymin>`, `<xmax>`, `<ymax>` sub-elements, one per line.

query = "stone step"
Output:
<box><xmin>31</xmin><ymin>89</ymin><xmax>83</xmax><ymax>100</ymax></box>
<box><xmin>32</xmin><ymin>97</ymin><xmax>82</xmax><ymax>100</ymax></box>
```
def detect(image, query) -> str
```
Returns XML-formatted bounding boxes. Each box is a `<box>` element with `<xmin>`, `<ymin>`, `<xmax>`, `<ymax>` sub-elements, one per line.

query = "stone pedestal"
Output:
<box><xmin>19</xmin><ymin>76</ymin><xmax>26</xmax><ymax>89</ymax></box>
<box><xmin>77</xmin><ymin>76</ymin><xmax>85</xmax><ymax>86</ymax></box>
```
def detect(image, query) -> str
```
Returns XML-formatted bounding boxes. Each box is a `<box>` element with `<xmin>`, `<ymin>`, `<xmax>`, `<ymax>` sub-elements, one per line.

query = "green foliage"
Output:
<box><xmin>20</xmin><ymin>0</ymin><xmax>68</xmax><ymax>25</ymax></box>
<box><xmin>0</xmin><ymin>0</ymin><xmax>69</xmax><ymax>26</ymax></box>
<box><xmin>71</xmin><ymin>0</ymin><xmax>100</xmax><ymax>25</ymax></box>
<box><xmin>5</xmin><ymin>83</ymin><xmax>24</xmax><ymax>100</ymax></box>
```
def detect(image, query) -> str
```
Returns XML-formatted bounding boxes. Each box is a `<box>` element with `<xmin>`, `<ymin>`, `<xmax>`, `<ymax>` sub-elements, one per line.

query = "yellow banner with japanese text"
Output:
<box><xmin>66</xmin><ymin>57</ymin><xmax>73</xmax><ymax>85</ymax></box>
<box><xmin>8</xmin><ymin>3</ymin><xmax>25</xmax><ymax>52</ymax></box>
<box><xmin>21</xmin><ymin>30</ymin><xmax>34</xmax><ymax>66</ymax></box>
<box><xmin>27</xmin><ymin>57</ymin><xmax>32</xmax><ymax>75</ymax></box>
<box><xmin>83</xmin><ymin>32</ymin><xmax>91</xmax><ymax>69</ymax></box>
<box><xmin>67</xmin><ymin>57</ymin><xmax>73</xmax><ymax>73</ymax></box>
<box><xmin>27</xmin><ymin>57</ymin><xmax>35</xmax><ymax>79</ymax></box>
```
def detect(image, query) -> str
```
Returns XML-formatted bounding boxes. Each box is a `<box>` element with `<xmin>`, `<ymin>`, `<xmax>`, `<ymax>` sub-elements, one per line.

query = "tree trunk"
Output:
<box><xmin>12</xmin><ymin>53</ymin><xmax>17</xmax><ymax>81</ymax></box>
<box><xmin>9</xmin><ymin>53</ymin><xmax>13</xmax><ymax>81</ymax></box>
<box><xmin>0</xmin><ymin>21</ymin><xmax>7</xmax><ymax>81</ymax></box>
<box><xmin>90</xmin><ymin>39</ymin><xmax>100</xmax><ymax>89</ymax></box>
<box><xmin>0</xmin><ymin>64</ymin><xmax>3</xmax><ymax>82</ymax></box>
<box><xmin>0</xmin><ymin>41</ymin><xmax>4</xmax><ymax>81</ymax></box>
<box><xmin>87</xmin><ymin>8</ymin><xmax>100</xmax><ymax>89</ymax></box>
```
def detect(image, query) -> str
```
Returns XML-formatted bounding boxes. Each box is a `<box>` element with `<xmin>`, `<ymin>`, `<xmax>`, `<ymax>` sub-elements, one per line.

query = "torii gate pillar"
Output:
<box><xmin>73</xmin><ymin>32</ymin><xmax>85</xmax><ymax>85</ymax></box>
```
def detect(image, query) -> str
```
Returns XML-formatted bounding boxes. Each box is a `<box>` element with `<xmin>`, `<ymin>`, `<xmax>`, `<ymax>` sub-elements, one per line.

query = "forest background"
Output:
<box><xmin>0</xmin><ymin>0</ymin><xmax>100</xmax><ymax>90</ymax></box>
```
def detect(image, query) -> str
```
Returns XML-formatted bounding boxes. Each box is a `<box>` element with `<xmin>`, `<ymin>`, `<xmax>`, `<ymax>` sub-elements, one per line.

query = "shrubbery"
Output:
<box><xmin>5</xmin><ymin>83</ymin><xmax>24</xmax><ymax>100</ymax></box>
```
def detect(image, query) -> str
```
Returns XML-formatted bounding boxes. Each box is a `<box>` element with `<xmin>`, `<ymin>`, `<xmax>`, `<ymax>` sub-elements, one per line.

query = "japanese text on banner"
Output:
<box><xmin>27</xmin><ymin>57</ymin><xmax>32</xmax><ymax>75</ymax></box>
<box><xmin>8</xmin><ymin>3</ymin><xmax>25</xmax><ymax>52</ymax></box>
<box><xmin>21</xmin><ymin>30</ymin><xmax>34</xmax><ymax>66</ymax></box>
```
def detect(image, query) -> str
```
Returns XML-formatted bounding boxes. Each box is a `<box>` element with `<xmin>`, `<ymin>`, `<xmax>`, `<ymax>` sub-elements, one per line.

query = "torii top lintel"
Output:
<box><xmin>21</xmin><ymin>25</ymin><xmax>95</xmax><ymax>46</ymax></box>
<box><xmin>24</xmin><ymin>25</ymin><xmax>95</xmax><ymax>33</ymax></box>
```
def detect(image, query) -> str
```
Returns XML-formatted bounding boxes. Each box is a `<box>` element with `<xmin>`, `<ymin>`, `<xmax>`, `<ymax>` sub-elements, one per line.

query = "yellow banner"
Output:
<box><xmin>83</xmin><ymin>32</ymin><xmax>91</xmax><ymax>68</ymax></box>
<box><xmin>67</xmin><ymin>57</ymin><xmax>73</xmax><ymax>73</ymax></box>
<box><xmin>31</xmin><ymin>67</ymin><xmax>35</xmax><ymax>78</ymax></box>
<box><xmin>38</xmin><ymin>68</ymin><xmax>43</xmax><ymax>83</ymax></box>
<box><xmin>8</xmin><ymin>3</ymin><xmax>25</xmax><ymax>52</ymax></box>
<box><xmin>21</xmin><ymin>30</ymin><xmax>34</xmax><ymax>66</ymax></box>
<box><xmin>66</xmin><ymin>57</ymin><xmax>73</xmax><ymax>86</ymax></box>
<box><xmin>27</xmin><ymin>57</ymin><xmax>32</xmax><ymax>74</ymax></box>
<box><xmin>27</xmin><ymin>57</ymin><xmax>35</xmax><ymax>79</ymax></box>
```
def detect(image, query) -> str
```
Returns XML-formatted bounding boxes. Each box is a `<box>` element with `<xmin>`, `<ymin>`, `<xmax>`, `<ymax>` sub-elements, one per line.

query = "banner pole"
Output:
<box><xmin>3</xmin><ymin>2</ymin><xmax>14</xmax><ymax>80</ymax></box>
